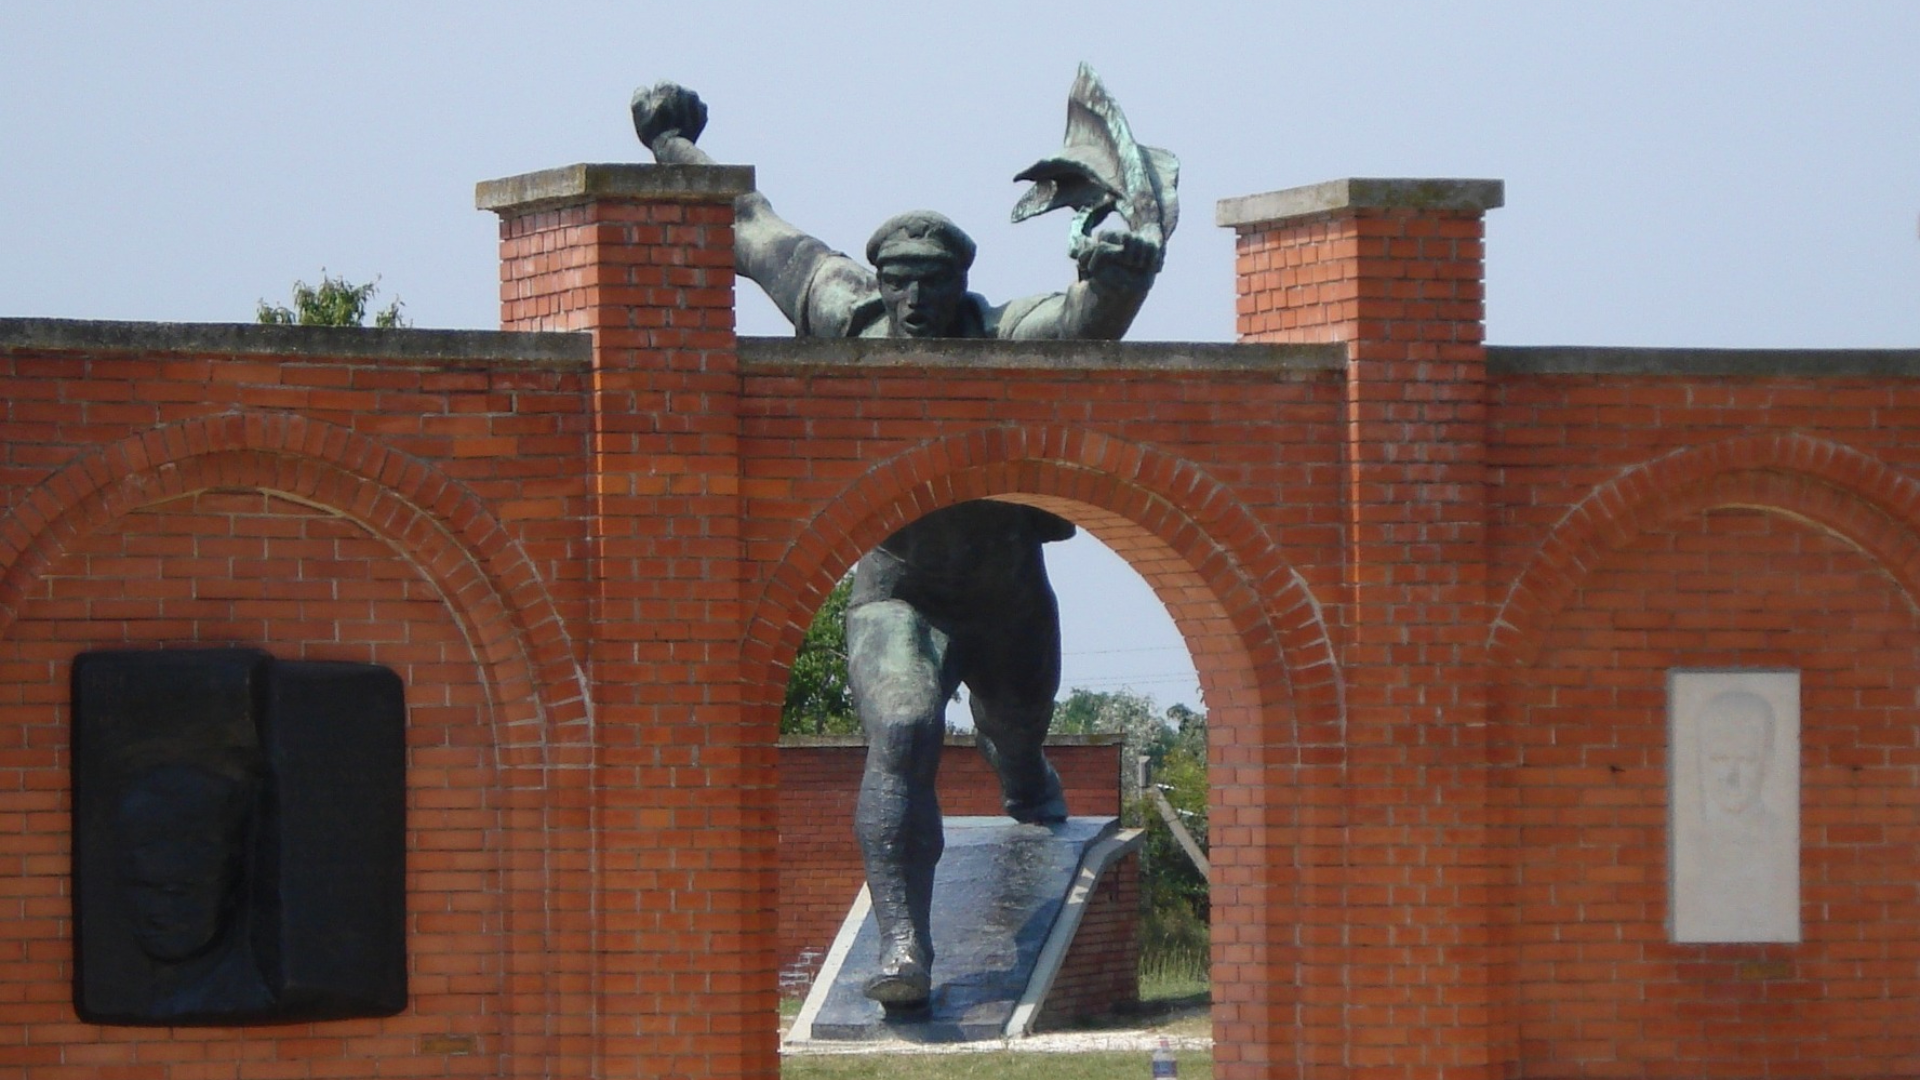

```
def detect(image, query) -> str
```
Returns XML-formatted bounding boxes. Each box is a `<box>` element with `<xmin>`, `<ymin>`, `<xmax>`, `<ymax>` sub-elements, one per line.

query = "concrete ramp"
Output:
<box><xmin>788</xmin><ymin>816</ymin><xmax>1142</xmax><ymax>1044</ymax></box>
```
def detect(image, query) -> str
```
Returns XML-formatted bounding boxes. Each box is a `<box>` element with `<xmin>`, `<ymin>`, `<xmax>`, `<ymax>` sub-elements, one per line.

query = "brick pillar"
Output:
<box><xmin>480</xmin><ymin>164</ymin><xmax>773</xmax><ymax>1080</ymax></box>
<box><xmin>1219</xmin><ymin>178</ymin><xmax>1505</xmax><ymax>1080</ymax></box>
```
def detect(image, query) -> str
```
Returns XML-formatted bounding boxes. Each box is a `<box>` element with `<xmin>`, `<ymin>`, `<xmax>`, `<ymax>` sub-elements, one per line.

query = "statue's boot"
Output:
<box><xmin>1004</xmin><ymin>758</ymin><xmax>1068</xmax><ymax>825</ymax></box>
<box><xmin>864</xmin><ymin>933</ymin><xmax>932</xmax><ymax>1009</ymax></box>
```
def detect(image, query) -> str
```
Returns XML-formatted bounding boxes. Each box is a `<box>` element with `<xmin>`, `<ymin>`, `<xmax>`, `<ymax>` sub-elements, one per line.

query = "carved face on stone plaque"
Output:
<box><xmin>1699</xmin><ymin>691</ymin><xmax>1774</xmax><ymax>819</ymax></box>
<box><xmin>113</xmin><ymin>762</ymin><xmax>258</xmax><ymax>964</ymax></box>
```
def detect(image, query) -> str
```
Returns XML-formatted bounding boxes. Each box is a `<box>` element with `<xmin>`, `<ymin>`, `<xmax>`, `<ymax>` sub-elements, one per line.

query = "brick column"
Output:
<box><xmin>480</xmin><ymin>164</ymin><xmax>772</xmax><ymax>1080</ymax></box>
<box><xmin>1219</xmin><ymin>178</ymin><xmax>1505</xmax><ymax>1080</ymax></box>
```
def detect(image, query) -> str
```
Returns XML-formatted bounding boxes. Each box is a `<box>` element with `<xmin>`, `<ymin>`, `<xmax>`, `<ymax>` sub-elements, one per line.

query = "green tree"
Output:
<box><xmin>1052</xmin><ymin>686</ymin><xmax>1170</xmax><ymax>808</ymax></box>
<box><xmin>258</xmin><ymin>272</ymin><xmax>408</xmax><ymax>328</ymax></box>
<box><xmin>781</xmin><ymin>575</ymin><xmax>858</xmax><ymax>734</ymax></box>
<box><xmin>1138</xmin><ymin>701</ymin><xmax>1210</xmax><ymax>989</ymax></box>
<box><xmin>1145</xmin><ymin>703</ymin><xmax>1208</xmax><ymax>911</ymax></box>
<box><xmin>1055</xmin><ymin>689</ymin><xmax>1212</xmax><ymax>987</ymax></box>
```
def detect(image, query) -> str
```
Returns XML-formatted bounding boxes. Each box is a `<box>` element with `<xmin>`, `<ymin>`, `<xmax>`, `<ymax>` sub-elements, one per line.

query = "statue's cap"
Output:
<box><xmin>866</xmin><ymin>211</ymin><xmax>976</xmax><ymax>270</ymax></box>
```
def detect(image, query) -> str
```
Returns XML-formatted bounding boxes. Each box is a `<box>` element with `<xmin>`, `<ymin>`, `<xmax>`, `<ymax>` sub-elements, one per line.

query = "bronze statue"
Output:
<box><xmin>633</xmin><ymin>67</ymin><xmax>1176</xmax><ymax>1010</ymax></box>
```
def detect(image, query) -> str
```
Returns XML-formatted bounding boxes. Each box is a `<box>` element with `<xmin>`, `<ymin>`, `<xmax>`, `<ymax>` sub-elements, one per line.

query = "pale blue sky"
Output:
<box><xmin>5</xmin><ymin>1</ymin><xmax>1917</xmax><ymax>715</ymax></box>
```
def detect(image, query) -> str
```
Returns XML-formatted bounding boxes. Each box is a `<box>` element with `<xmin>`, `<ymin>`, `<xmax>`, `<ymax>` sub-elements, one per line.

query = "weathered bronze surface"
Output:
<box><xmin>633</xmin><ymin>68</ymin><xmax>1175</xmax><ymax>1008</ymax></box>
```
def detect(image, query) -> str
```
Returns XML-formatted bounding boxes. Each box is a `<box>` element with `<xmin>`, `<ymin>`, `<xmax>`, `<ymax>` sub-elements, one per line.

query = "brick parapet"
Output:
<box><xmin>0</xmin><ymin>316</ymin><xmax>592</xmax><ymax>364</ymax></box>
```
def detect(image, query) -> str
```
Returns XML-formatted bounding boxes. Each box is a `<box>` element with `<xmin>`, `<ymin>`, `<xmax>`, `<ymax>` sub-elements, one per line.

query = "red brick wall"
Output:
<box><xmin>1483</xmin><ymin>368</ymin><xmax>1920</xmax><ymax>1079</ymax></box>
<box><xmin>776</xmin><ymin>736</ymin><xmax>1124</xmax><ymax>989</ymax></box>
<box><xmin>0</xmin><ymin>335</ymin><xmax>602</xmax><ymax>1078</ymax></box>
<box><xmin>4</xmin><ymin>165</ymin><xmax>1919</xmax><ymax>1080</ymax></box>
<box><xmin>1499</xmin><ymin>506</ymin><xmax>1920</xmax><ymax>1077</ymax></box>
<box><xmin>1037</xmin><ymin>849</ymin><xmax>1143</xmax><ymax>1030</ymax></box>
<box><xmin>2</xmin><ymin>490</ymin><xmax>511</xmax><ymax>1076</ymax></box>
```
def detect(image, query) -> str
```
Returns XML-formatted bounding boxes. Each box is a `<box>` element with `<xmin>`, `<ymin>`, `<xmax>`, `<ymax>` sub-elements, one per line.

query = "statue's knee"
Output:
<box><xmin>864</xmin><ymin>715</ymin><xmax>940</xmax><ymax>773</ymax></box>
<box><xmin>861</xmin><ymin>675</ymin><xmax>941</xmax><ymax>718</ymax></box>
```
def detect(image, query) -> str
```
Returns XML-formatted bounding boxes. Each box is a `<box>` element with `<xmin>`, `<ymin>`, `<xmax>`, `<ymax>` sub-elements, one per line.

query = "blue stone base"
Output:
<box><xmin>805</xmin><ymin>815</ymin><xmax>1119</xmax><ymax>1043</ymax></box>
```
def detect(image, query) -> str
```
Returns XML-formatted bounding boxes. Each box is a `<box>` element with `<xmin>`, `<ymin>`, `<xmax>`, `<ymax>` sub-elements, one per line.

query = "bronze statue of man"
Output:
<box><xmin>633</xmin><ymin>74</ymin><xmax>1171</xmax><ymax>1010</ymax></box>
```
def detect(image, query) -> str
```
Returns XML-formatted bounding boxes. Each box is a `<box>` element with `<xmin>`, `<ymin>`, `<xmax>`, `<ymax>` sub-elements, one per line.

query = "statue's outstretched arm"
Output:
<box><xmin>632</xmin><ymin>82</ymin><xmax>853</xmax><ymax>332</ymax></box>
<box><xmin>1001</xmin><ymin>229</ymin><xmax>1162</xmax><ymax>341</ymax></box>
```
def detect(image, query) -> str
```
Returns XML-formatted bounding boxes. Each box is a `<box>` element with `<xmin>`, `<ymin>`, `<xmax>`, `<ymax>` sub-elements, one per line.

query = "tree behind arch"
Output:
<box><xmin>258</xmin><ymin>273</ymin><xmax>407</xmax><ymax>328</ymax></box>
<box><xmin>781</xmin><ymin>575</ymin><xmax>856</xmax><ymax>734</ymax></box>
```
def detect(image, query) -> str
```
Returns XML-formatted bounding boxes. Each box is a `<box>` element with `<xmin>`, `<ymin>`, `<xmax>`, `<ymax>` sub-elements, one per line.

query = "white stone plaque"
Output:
<box><xmin>1668</xmin><ymin>669</ymin><xmax>1800</xmax><ymax>943</ymax></box>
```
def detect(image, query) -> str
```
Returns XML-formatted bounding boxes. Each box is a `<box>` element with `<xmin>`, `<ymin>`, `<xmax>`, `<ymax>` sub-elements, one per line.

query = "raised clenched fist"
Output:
<box><xmin>630</xmin><ymin>81</ymin><xmax>708</xmax><ymax>155</ymax></box>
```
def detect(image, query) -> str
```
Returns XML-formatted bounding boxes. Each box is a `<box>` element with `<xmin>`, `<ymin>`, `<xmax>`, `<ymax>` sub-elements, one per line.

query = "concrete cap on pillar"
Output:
<box><xmin>1215</xmin><ymin>177</ymin><xmax>1504</xmax><ymax>231</ymax></box>
<box><xmin>476</xmin><ymin>162</ymin><xmax>756</xmax><ymax>215</ymax></box>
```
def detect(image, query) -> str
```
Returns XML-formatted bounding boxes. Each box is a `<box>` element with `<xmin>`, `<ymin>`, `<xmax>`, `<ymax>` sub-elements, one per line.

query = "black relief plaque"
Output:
<box><xmin>72</xmin><ymin>649</ymin><xmax>406</xmax><ymax>1025</ymax></box>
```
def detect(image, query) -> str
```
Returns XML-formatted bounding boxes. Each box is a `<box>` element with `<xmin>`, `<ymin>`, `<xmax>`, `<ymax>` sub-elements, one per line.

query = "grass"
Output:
<box><xmin>1138</xmin><ymin>952</ymin><xmax>1209</xmax><ymax>1005</ymax></box>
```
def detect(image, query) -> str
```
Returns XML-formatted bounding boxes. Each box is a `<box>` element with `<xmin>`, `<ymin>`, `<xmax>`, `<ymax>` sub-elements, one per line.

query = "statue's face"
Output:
<box><xmin>876</xmin><ymin>258</ymin><xmax>967</xmax><ymax>338</ymax></box>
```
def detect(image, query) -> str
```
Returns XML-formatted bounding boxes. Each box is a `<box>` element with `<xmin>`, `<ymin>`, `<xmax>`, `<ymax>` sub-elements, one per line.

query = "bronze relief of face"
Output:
<box><xmin>114</xmin><ymin>764</ymin><xmax>255</xmax><ymax>963</ymax></box>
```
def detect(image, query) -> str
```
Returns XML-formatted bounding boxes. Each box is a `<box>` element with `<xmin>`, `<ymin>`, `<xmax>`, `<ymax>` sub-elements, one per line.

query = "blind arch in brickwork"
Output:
<box><xmin>1489</xmin><ymin>433</ymin><xmax>1920</xmax><ymax>670</ymax></box>
<box><xmin>0</xmin><ymin>410</ymin><xmax>588</xmax><ymax>740</ymax></box>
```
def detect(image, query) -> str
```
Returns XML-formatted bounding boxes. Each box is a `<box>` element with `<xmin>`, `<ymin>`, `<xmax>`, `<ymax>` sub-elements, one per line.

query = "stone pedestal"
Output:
<box><xmin>791</xmin><ymin>816</ymin><xmax>1139</xmax><ymax>1043</ymax></box>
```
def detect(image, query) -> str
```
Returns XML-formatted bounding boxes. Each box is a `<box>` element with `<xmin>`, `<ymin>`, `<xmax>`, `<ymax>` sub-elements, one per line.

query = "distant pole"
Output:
<box><xmin>1138</xmin><ymin>754</ymin><xmax>1211</xmax><ymax>884</ymax></box>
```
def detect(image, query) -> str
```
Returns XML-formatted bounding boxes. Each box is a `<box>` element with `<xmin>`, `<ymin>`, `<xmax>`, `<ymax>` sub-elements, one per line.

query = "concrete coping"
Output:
<box><xmin>1489</xmin><ymin>345</ymin><xmax>1920</xmax><ymax>378</ymax></box>
<box><xmin>0</xmin><ymin>317</ymin><xmax>592</xmax><ymax>367</ymax></box>
<box><xmin>739</xmin><ymin>335</ymin><xmax>1344</xmax><ymax>373</ymax></box>
<box><xmin>779</xmin><ymin>733</ymin><xmax>1126</xmax><ymax>748</ymax></box>
<box><xmin>1215</xmin><ymin>177</ymin><xmax>1506</xmax><ymax>230</ymax></box>
<box><xmin>475</xmin><ymin>162</ymin><xmax>756</xmax><ymax>214</ymax></box>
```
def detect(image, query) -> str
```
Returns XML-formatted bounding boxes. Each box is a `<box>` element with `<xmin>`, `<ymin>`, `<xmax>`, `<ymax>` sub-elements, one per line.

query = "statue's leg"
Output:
<box><xmin>847</xmin><ymin>598</ymin><xmax>955</xmax><ymax>1007</ymax></box>
<box><xmin>963</xmin><ymin>589</ymin><xmax>1068</xmax><ymax>824</ymax></box>
<box><xmin>969</xmin><ymin>691</ymin><xmax>1067</xmax><ymax>824</ymax></box>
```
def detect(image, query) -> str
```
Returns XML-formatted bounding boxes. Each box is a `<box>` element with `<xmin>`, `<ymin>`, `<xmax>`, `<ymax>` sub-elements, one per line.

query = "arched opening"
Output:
<box><xmin>771</xmin><ymin>518</ymin><xmax>1212</xmax><ymax>1017</ymax></box>
<box><xmin>744</xmin><ymin>433</ymin><xmax>1343</xmax><ymax>1077</ymax></box>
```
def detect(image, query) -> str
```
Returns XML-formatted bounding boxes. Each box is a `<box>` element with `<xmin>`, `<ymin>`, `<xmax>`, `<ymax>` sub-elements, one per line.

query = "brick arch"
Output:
<box><xmin>0</xmin><ymin>411</ymin><xmax>585</xmax><ymax>740</ymax></box>
<box><xmin>741</xmin><ymin>423</ymin><xmax>1344</xmax><ymax>1070</ymax></box>
<box><xmin>741</xmin><ymin>423</ymin><xmax>1340</xmax><ymax>745</ymax></box>
<box><xmin>1490</xmin><ymin>433</ymin><xmax>1920</xmax><ymax>669</ymax></box>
